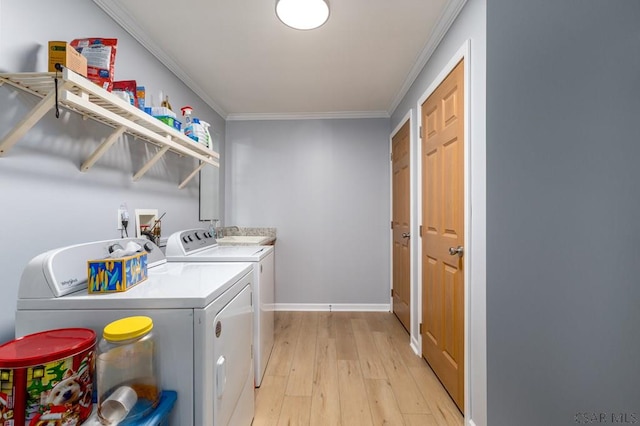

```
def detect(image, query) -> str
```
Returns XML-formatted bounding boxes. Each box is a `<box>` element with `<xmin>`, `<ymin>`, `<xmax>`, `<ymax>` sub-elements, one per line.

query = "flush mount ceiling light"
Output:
<box><xmin>276</xmin><ymin>0</ymin><xmax>330</xmax><ymax>30</ymax></box>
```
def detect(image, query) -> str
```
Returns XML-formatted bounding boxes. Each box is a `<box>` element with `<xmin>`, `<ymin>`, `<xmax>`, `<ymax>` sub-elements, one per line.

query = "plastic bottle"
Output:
<box><xmin>180</xmin><ymin>106</ymin><xmax>198</xmax><ymax>142</ymax></box>
<box><xmin>97</xmin><ymin>316</ymin><xmax>161</xmax><ymax>424</ymax></box>
<box><xmin>192</xmin><ymin>118</ymin><xmax>208</xmax><ymax>148</ymax></box>
<box><xmin>200</xmin><ymin>120</ymin><xmax>212</xmax><ymax>149</ymax></box>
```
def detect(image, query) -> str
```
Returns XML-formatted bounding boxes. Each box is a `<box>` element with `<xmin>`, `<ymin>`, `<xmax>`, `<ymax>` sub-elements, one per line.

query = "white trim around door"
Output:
<box><xmin>416</xmin><ymin>39</ymin><xmax>485</xmax><ymax>425</ymax></box>
<box><xmin>389</xmin><ymin>110</ymin><xmax>419</xmax><ymax>350</ymax></box>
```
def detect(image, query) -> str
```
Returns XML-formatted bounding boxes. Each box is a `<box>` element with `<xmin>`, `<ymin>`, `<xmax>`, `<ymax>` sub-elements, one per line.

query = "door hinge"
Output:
<box><xmin>391</xmin><ymin>288</ymin><xmax>394</xmax><ymax>297</ymax></box>
<box><xmin>419</xmin><ymin>225</ymin><xmax>423</xmax><ymax>237</ymax></box>
<box><xmin>419</xmin><ymin>126</ymin><xmax>423</xmax><ymax>139</ymax></box>
<box><xmin>391</xmin><ymin>221</ymin><xmax>394</xmax><ymax>229</ymax></box>
<box><xmin>419</xmin><ymin>323</ymin><xmax>423</xmax><ymax>334</ymax></box>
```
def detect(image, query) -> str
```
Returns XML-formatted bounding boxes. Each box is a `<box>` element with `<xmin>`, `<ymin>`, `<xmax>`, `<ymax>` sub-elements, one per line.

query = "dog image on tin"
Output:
<box><xmin>45</xmin><ymin>376</ymin><xmax>83</xmax><ymax>406</ymax></box>
<box><xmin>29</xmin><ymin>373</ymin><xmax>85</xmax><ymax>426</ymax></box>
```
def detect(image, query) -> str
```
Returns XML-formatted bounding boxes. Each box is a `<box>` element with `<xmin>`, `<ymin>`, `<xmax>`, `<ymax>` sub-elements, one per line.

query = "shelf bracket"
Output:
<box><xmin>81</xmin><ymin>125</ymin><xmax>127</xmax><ymax>172</ymax></box>
<box><xmin>0</xmin><ymin>80</ymin><xmax>72</xmax><ymax>157</ymax></box>
<box><xmin>133</xmin><ymin>145</ymin><xmax>171</xmax><ymax>181</ymax></box>
<box><xmin>178</xmin><ymin>161</ymin><xmax>207</xmax><ymax>189</ymax></box>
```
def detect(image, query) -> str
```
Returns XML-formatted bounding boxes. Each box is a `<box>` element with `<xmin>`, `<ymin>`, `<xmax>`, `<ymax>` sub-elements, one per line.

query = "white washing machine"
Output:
<box><xmin>14</xmin><ymin>237</ymin><xmax>254</xmax><ymax>426</ymax></box>
<box><xmin>166</xmin><ymin>229</ymin><xmax>274</xmax><ymax>387</ymax></box>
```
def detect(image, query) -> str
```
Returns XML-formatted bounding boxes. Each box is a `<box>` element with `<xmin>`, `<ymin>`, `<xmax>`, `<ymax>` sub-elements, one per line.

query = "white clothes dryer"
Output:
<box><xmin>15</xmin><ymin>238</ymin><xmax>254</xmax><ymax>426</ymax></box>
<box><xmin>165</xmin><ymin>229</ymin><xmax>275</xmax><ymax>387</ymax></box>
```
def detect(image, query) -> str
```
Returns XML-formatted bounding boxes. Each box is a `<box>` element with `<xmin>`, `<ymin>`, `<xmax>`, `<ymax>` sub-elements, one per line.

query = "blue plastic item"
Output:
<box><xmin>120</xmin><ymin>391</ymin><xmax>177</xmax><ymax>426</ymax></box>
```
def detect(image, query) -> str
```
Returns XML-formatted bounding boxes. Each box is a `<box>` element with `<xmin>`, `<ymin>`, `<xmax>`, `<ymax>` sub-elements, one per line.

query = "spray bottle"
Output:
<box><xmin>180</xmin><ymin>106</ymin><xmax>198</xmax><ymax>142</ymax></box>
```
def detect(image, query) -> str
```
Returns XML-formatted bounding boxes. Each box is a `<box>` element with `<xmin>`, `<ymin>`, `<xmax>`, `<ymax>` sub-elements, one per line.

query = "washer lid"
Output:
<box><xmin>17</xmin><ymin>262</ymin><xmax>254</xmax><ymax>310</ymax></box>
<box><xmin>167</xmin><ymin>244</ymin><xmax>273</xmax><ymax>262</ymax></box>
<box><xmin>0</xmin><ymin>328</ymin><xmax>96</xmax><ymax>368</ymax></box>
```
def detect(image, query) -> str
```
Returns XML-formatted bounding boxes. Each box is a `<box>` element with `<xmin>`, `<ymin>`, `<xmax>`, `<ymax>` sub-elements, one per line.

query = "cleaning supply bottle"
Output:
<box><xmin>191</xmin><ymin>118</ymin><xmax>208</xmax><ymax>148</ymax></box>
<box><xmin>200</xmin><ymin>120</ymin><xmax>212</xmax><ymax>149</ymax></box>
<box><xmin>180</xmin><ymin>106</ymin><xmax>198</xmax><ymax>142</ymax></box>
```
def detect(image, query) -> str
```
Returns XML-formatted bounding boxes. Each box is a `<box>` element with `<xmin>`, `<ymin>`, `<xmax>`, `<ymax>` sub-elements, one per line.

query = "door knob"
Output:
<box><xmin>448</xmin><ymin>246</ymin><xmax>464</xmax><ymax>256</ymax></box>
<box><xmin>402</xmin><ymin>233</ymin><xmax>410</xmax><ymax>239</ymax></box>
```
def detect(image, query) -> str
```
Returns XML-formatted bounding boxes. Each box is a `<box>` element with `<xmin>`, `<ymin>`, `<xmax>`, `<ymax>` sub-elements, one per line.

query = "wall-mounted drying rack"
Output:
<box><xmin>0</xmin><ymin>68</ymin><xmax>219</xmax><ymax>189</ymax></box>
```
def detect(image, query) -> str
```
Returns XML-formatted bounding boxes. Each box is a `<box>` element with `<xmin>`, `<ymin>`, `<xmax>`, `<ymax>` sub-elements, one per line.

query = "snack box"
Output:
<box><xmin>48</xmin><ymin>41</ymin><xmax>88</xmax><ymax>76</ymax></box>
<box><xmin>88</xmin><ymin>251</ymin><xmax>148</xmax><ymax>293</ymax></box>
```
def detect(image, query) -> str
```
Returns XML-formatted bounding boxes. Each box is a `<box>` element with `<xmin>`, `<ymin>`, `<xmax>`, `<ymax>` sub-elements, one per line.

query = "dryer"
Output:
<box><xmin>165</xmin><ymin>229</ymin><xmax>275</xmax><ymax>387</ymax></box>
<box><xmin>15</xmin><ymin>238</ymin><xmax>254</xmax><ymax>426</ymax></box>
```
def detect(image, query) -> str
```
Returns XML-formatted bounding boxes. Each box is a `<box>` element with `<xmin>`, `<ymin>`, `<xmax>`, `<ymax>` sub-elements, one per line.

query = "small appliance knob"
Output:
<box><xmin>144</xmin><ymin>242</ymin><xmax>154</xmax><ymax>252</ymax></box>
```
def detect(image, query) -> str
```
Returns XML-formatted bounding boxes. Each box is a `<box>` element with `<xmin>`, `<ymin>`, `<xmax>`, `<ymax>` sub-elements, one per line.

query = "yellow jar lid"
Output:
<box><xmin>103</xmin><ymin>316</ymin><xmax>153</xmax><ymax>342</ymax></box>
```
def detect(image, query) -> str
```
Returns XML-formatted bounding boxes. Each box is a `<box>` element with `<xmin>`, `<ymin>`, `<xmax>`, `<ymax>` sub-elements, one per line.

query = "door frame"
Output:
<box><xmin>389</xmin><ymin>110</ymin><xmax>415</xmax><ymax>333</ymax></box>
<box><xmin>416</xmin><ymin>39</ymin><xmax>477</xmax><ymax>421</ymax></box>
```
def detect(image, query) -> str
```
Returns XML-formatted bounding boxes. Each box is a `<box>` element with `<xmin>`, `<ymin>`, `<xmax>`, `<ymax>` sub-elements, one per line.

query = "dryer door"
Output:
<box><xmin>193</xmin><ymin>273</ymin><xmax>254</xmax><ymax>426</ymax></box>
<box><xmin>213</xmin><ymin>283</ymin><xmax>253</xmax><ymax>426</ymax></box>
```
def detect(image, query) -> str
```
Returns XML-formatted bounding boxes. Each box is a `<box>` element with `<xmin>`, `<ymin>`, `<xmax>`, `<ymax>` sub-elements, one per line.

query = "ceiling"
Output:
<box><xmin>93</xmin><ymin>0</ymin><xmax>464</xmax><ymax>120</ymax></box>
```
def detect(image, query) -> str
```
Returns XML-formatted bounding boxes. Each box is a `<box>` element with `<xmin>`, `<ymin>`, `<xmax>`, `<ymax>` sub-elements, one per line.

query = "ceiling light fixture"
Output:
<box><xmin>276</xmin><ymin>0</ymin><xmax>330</xmax><ymax>30</ymax></box>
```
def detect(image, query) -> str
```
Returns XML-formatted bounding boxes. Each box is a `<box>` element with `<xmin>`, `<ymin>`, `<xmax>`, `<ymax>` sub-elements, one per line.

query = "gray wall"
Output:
<box><xmin>487</xmin><ymin>1</ymin><xmax>640</xmax><ymax>425</ymax></box>
<box><xmin>391</xmin><ymin>0</ymin><xmax>487</xmax><ymax>423</ymax></box>
<box><xmin>225</xmin><ymin>118</ymin><xmax>390</xmax><ymax>306</ymax></box>
<box><xmin>0</xmin><ymin>0</ymin><xmax>224</xmax><ymax>342</ymax></box>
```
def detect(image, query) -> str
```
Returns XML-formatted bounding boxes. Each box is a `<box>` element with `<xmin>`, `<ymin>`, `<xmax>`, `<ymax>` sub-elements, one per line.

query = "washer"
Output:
<box><xmin>15</xmin><ymin>237</ymin><xmax>254</xmax><ymax>426</ymax></box>
<box><xmin>166</xmin><ymin>229</ymin><xmax>275</xmax><ymax>387</ymax></box>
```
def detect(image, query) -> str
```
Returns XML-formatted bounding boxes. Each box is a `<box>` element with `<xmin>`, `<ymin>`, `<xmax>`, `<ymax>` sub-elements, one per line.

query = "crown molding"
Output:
<box><xmin>92</xmin><ymin>0</ymin><xmax>228</xmax><ymax>120</ymax></box>
<box><xmin>94</xmin><ymin>0</ymin><xmax>466</xmax><ymax>122</ymax></box>
<box><xmin>388</xmin><ymin>0</ymin><xmax>468</xmax><ymax>115</ymax></box>
<box><xmin>226</xmin><ymin>110</ymin><xmax>390</xmax><ymax>121</ymax></box>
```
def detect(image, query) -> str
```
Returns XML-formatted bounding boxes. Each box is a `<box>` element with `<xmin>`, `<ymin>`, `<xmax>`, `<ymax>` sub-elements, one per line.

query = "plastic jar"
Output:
<box><xmin>97</xmin><ymin>316</ymin><xmax>161</xmax><ymax>424</ymax></box>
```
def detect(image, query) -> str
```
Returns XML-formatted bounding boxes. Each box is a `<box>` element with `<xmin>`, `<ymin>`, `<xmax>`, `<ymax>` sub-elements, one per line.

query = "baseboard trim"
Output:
<box><xmin>273</xmin><ymin>303</ymin><xmax>391</xmax><ymax>312</ymax></box>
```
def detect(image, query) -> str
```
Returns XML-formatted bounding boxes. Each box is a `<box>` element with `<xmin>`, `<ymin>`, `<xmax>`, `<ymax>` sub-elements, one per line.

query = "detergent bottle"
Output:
<box><xmin>200</xmin><ymin>120</ymin><xmax>212</xmax><ymax>149</ymax></box>
<box><xmin>180</xmin><ymin>106</ymin><xmax>198</xmax><ymax>142</ymax></box>
<box><xmin>191</xmin><ymin>118</ymin><xmax>209</xmax><ymax>149</ymax></box>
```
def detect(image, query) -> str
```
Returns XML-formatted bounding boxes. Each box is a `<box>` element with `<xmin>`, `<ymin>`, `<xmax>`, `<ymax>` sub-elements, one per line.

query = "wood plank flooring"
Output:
<box><xmin>253</xmin><ymin>311</ymin><xmax>464</xmax><ymax>426</ymax></box>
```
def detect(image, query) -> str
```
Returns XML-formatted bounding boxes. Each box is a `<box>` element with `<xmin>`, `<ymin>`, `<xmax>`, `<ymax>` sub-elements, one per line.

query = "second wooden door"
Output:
<box><xmin>392</xmin><ymin>119</ymin><xmax>411</xmax><ymax>331</ymax></box>
<box><xmin>421</xmin><ymin>59</ymin><xmax>465</xmax><ymax>412</ymax></box>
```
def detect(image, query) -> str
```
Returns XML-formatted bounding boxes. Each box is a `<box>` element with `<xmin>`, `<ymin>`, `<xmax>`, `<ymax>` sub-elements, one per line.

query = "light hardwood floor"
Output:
<box><xmin>253</xmin><ymin>311</ymin><xmax>464</xmax><ymax>426</ymax></box>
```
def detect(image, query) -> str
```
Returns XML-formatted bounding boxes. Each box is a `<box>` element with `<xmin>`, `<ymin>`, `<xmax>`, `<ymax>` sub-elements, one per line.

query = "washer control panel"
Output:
<box><xmin>179</xmin><ymin>229</ymin><xmax>217</xmax><ymax>253</ymax></box>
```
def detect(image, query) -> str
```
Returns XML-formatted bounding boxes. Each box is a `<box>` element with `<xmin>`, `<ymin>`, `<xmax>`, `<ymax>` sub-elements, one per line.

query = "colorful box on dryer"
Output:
<box><xmin>87</xmin><ymin>251</ymin><xmax>148</xmax><ymax>293</ymax></box>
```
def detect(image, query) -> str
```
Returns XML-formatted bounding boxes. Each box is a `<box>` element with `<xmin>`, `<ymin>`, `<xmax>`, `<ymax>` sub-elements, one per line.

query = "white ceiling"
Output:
<box><xmin>94</xmin><ymin>0</ymin><xmax>464</xmax><ymax>119</ymax></box>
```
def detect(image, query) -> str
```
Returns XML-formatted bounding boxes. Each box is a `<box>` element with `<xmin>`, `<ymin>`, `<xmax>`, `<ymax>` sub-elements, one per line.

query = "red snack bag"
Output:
<box><xmin>70</xmin><ymin>38</ymin><xmax>118</xmax><ymax>91</ymax></box>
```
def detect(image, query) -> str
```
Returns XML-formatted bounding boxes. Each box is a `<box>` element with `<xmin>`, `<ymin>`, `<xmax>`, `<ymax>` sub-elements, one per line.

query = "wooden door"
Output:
<box><xmin>392</xmin><ymin>119</ymin><xmax>411</xmax><ymax>331</ymax></box>
<box><xmin>421</xmin><ymin>59</ymin><xmax>465</xmax><ymax>412</ymax></box>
